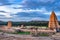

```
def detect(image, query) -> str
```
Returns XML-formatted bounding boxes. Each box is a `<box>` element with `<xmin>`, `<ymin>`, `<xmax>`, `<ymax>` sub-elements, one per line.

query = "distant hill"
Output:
<box><xmin>0</xmin><ymin>21</ymin><xmax>60</xmax><ymax>27</ymax></box>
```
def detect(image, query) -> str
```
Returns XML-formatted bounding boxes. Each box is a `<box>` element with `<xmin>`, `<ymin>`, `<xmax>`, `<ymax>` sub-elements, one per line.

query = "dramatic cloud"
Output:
<box><xmin>0</xmin><ymin>0</ymin><xmax>60</xmax><ymax>21</ymax></box>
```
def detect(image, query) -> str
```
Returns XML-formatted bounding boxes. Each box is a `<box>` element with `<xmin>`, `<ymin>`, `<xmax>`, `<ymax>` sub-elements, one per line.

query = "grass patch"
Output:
<box><xmin>14</xmin><ymin>31</ymin><xmax>30</xmax><ymax>35</ymax></box>
<box><xmin>31</xmin><ymin>33</ymin><xmax>49</xmax><ymax>37</ymax></box>
<box><xmin>39</xmin><ymin>33</ymin><xmax>49</xmax><ymax>36</ymax></box>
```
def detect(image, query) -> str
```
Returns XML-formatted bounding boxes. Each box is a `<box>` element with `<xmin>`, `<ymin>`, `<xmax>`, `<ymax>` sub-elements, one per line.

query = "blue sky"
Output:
<box><xmin>0</xmin><ymin>0</ymin><xmax>60</xmax><ymax>21</ymax></box>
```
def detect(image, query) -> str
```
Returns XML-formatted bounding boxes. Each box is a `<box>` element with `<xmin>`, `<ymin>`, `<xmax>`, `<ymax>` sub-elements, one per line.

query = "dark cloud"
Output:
<box><xmin>20</xmin><ymin>0</ymin><xmax>60</xmax><ymax>11</ymax></box>
<box><xmin>15</xmin><ymin>12</ymin><xmax>49</xmax><ymax>19</ymax></box>
<box><xmin>0</xmin><ymin>0</ymin><xmax>60</xmax><ymax>21</ymax></box>
<box><xmin>21</xmin><ymin>0</ymin><xmax>54</xmax><ymax>9</ymax></box>
<box><xmin>0</xmin><ymin>11</ymin><xmax>7</xmax><ymax>13</ymax></box>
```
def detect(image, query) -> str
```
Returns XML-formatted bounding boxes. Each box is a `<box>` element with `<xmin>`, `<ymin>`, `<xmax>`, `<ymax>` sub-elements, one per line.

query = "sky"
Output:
<box><xmin>0</xmin><ymin>0</ymin><xmax>60</xmax><ymax>21</ymax></box>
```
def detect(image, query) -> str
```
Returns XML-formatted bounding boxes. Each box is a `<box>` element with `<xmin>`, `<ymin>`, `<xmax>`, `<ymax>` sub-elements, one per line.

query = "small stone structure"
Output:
<box><xmin>7</xmin><ymin>21</ymin><xmax>12</xmax><ymax>29</ymax></box>
<box><xmin>20</xmin><ymin>25</ymin><xmax>25</xmax><ymax>29</ymax></box>
<box><xmin>30</xmin><ymin>27</ymin><xmax>39</xmax><ymax>37</ymax></box>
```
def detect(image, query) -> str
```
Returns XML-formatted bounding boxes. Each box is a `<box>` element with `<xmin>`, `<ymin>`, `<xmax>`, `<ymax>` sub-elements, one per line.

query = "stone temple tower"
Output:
<box><xmin>48</xmin><ymin>11</ymin><xmax>59</xmax><ymax>30</ymax></box>
<box><xmin>7</xmin><ymin>21</ymin><xmax>12</xmax><ymax>29</ymax></box>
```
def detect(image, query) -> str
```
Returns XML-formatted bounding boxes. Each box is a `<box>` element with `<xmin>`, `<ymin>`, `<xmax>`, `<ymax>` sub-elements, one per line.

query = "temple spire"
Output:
<box><xmin>48</xmin><ymin>11</ymin><xmax>59</xmax><ymax>30</ymax></box>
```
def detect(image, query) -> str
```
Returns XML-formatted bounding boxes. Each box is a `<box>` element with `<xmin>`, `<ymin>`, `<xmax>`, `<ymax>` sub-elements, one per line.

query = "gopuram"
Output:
<box><xmin>48</xmin><ymin>11</ymin><xmax>60</xmax><ymax>32</ymax></box>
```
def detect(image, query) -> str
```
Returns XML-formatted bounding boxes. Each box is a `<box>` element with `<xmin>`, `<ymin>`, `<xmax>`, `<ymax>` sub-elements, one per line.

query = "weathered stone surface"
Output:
<box><xmin>7</xmin><ymin>21</ymin><xmax>12</xmax><ymax>29</ymax></box>
<box><xmin>0</xmin><ymin>32</ymin><xmax>60</xmax><ymax>40</ymax></box>
<box><xmin>0</xmin><ymin>35</ymin><xmax>53</xmax><ymax>40</ymax></box>
<box><xmin>48</xmin><ymin>11</ymin><xmax>59</xmax><ymax>30</ymax></box>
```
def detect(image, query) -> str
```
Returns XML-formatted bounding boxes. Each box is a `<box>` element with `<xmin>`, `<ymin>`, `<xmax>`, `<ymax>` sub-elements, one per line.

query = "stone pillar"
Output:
<box><xmin>48</xmin><ymin>11</ymin><xmax>59</xmax><ymax>30</ymax></box>
<box><xmin>7</xmin><ymin>21</ymin><xmax>12</xmax><ymax>29</ymax></box>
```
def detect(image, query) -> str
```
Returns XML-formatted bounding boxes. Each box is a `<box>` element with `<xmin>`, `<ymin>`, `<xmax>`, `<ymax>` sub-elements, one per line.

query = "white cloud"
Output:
<box><xmin>0</xmin><ymin>4</ymin><xmax>51</xmax><ymax>21</ymax></box>
<box><xmin>11</xmin><ymin>7</ymin><xmax>49</xmax><ymax>13</ymax></box>
<box><xmin>9</xmin><ymin>4</ymin><xmax>24</xmax><ymax>8</ymax></box>
<box><xmin>0</xmin><ymin>5</ymin><xmax>49</xmax><ymax>18</ymax></box>
<box><xmin>0</xmin><ymin>6</ymin><xmax>12</xmax><ymax>18</ymax></box>
<box><xmin>31</xmin><ymin>17</ymin><xmax>44</xmax><ymax>21</ymax></box>
<box><xmin>0</xmin><ymin>12</ymin><xmax>12</xmax><ymax>18</ymax></box>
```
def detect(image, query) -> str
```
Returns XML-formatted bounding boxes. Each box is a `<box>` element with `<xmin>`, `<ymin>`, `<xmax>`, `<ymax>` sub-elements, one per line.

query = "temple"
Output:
<box><xmin>0</xmin><ymin>11</ymin><xmax>60</xmax><ymax>35</ymax></box>
<box><xmin>48</xmin><ymin>11</ymin><xmax>59</xmax><ymax>30</ymax></box>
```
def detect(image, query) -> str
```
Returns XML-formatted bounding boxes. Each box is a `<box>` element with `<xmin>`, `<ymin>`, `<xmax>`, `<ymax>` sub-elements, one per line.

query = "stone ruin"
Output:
<box><xmin>7</xmin><ymin>21</ymin><xmax>12</xmax><ymax>29</ymax></box>
<box><xmin>30</xmin><ymin>27</ymin><xmax>39</xmax><ymax>37</ymax></box>
<box><xmin>30</xmin><ymin>11</ymin><xmax>60</xmax><ymax>36</ymax></box>
<box><xmin>0</xmin><ymin>11</ymin><xmax>60</xmax><ymax>36</ymax></box>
